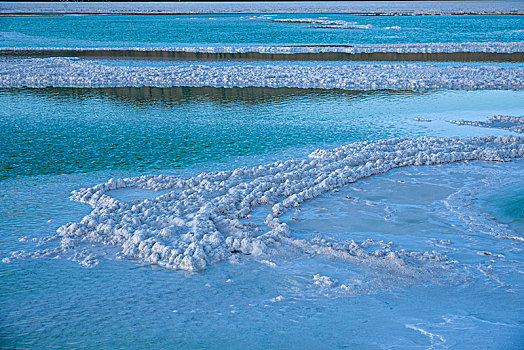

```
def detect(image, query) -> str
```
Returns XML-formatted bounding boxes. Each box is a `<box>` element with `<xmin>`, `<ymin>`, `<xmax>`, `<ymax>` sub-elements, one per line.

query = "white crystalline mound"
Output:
<box><xmin>4</xmin><ymin>136</ymin><xmax>523</xmax><ymax>273</ymax></box>
<box><xmin>1</xmin><ymin>58</ymin><xmax>523</xmax><ymax>90</ymax></box>
<box><xmin>313</xmin><ymin>274</ymin><xmax>339</xmax><ymax>287</ymax></box>
<box><xmin>449</xmin><ymin>115</ymin><xmax>524</xmax><ymax>133</ymax></box>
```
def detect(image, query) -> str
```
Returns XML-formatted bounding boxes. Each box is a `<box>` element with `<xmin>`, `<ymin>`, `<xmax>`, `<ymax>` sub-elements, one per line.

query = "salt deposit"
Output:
<box><xmin>273</xmin><ymin>18</ymin><xmax>372</xmax><ymax>29</ymax></box>
<box><xmin>1</xmin><ymin>58</ymin><xmax>523</xmax><ymax>90</ymax></box>
<box><xmin>3</xmin><ymin>136</ymin><xmax>523</xmax><ymax>274</ymax></box>
<box><xmin>449</xmin><ymin>115</ymin><xmax>524</xmax><ymax>133</ymax></box>
<box><xmin>2</xmin><ymin>42</ymin><xmax>523</xmax><ymax>54</ymax></box>
<box><xmin>313</xmin><ymin>274</ymin><xmax>338</xmax><ymax>287</ymax></box>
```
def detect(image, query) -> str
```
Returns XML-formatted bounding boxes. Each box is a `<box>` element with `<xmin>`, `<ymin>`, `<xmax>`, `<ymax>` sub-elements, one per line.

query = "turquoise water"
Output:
<box><xmin>1</xmin><ymin>14</ymin><xmax>523</xmax><ymax>48</ymax></box>
<box><xmin>1</xmin><ymin>87</ymin><xmax>523</xmax><ymax>180</ymax></box>
<box><xmin>482</xmin><ymin>183</ymin><xmax>524</xmax><ymax>233</ymax></box>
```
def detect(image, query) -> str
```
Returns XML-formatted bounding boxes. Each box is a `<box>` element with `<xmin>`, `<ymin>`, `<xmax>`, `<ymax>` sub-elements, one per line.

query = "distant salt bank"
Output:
<box><xmin>1</xmin><ymin>1</ymin><xmax>523</xmax><ymax>16</ymax></box>
<box><xmin>449</xmin><ymin>115</ymin><xmax>524</xmax><ymax>133</ymax></box>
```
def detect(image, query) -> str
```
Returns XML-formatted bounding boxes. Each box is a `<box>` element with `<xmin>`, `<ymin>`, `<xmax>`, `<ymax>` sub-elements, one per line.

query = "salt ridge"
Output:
<box><xmin>1</xmin><ymin>58</ymin><xmax>523</xmax><ymax>90</ymax></box>
<box><xmin>3</xmin><ymin>136</ymin><xmax>523</xmax><ymax>275</ymax></box>
<box><xmin>273</xmin><ymin>18</ymin><xmax>373</xmax><ymax>29</ymax></box>
<box><xmin>2</xmin><ymin>42</ymin><xmax>523</xmax><ymax>53</ymax></box>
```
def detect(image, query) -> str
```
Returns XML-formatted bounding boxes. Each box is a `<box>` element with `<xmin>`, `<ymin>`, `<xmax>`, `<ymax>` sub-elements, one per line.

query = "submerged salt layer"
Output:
<box><xmin>3</xmin><ymin>136</ymin><xmax>523</xmax><ymax>273</ymax></box>
<box><xmin>1</xmin><ymin>58</ymin><xmax>523</xmax><ymax>90</ymax></box>
<box><xmin>449</xmin><ymin>115</ymin><xmax>524</xmax><ymax>133</ymax></box>
<box><xmin>2</xmin><ymin>42</ymin><xmax>523</xmax><ymax>54</ymax></box>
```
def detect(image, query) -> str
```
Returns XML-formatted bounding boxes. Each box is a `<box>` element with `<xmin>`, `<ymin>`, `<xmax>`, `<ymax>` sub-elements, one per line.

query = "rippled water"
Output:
<box><xmin>482</xmin><ymin>183</ymin><xmax>524</xmax><ymax>233</ymax></box>
<box><xmin>1</xmin><ymin>14</ymin><xmax>523</xmax><ymax>49</ymax></box>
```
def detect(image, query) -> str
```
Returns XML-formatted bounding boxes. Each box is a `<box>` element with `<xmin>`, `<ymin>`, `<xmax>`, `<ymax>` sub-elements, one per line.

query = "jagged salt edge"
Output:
<box><xmin>2</xmin><ymin>42</ymin><xmax>523</xmax><ymax>53</ymax></box>
<box><xmin>1</xmin><ymin>58</ymin><xmax>524</xmax><ymax>90</ymax></box>
<box><xmin>3</xmin><ymin>136</ymin><xmax>523</xmax><ymax>275</ymax></box>
<box><xmin>273</xmin><ymin>18</ymin><xmax>372</xmax><ymax>29</ymax></box>
<box><xmin>449</xmin><ymin>115</ymin><xmax>524</xmax><ymax>133</ymax></box>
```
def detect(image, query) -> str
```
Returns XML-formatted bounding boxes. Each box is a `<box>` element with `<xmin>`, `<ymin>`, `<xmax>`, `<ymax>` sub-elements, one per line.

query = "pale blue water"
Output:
<box><xmin>1</xmin><ymin>160</ymin><xmax>523</xmax><ymax>349</ymax></box>
<box><xmin>1</xmin><ymin>14</ymin><xmax>523</xmax><ymax>49</ymax></box>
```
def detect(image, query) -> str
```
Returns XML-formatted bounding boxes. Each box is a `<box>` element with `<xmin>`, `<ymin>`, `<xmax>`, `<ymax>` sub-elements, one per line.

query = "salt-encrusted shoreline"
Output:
<box><xmin>1</xmin><ymin>58</ymin><xmax>523</xmax><ymax>90</ymax></box>
<box><xmin>3</xmin><ymin>136</ymin><xmax>523</xmax><ymax>272</ymax></box>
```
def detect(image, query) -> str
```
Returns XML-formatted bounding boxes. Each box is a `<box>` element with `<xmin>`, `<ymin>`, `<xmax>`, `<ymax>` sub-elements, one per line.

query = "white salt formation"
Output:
<box><xmin>1</xmin><ymin>58</ymin><xmax>523</xmax><ymax>90</ymax></box>
<box><xmin>3</xmin><ymin>136</ymin><xmax>523</xmax><ymax>273</ymax></box>
<box><xmin>449</xmin><ymin>115</ymin><xmax>524</xmax><ymax>133</ymax></box>
<box><xmin>273</xmin><ymin>18</ymin><xmax>373</xmax><ymax>29</ymax></box>
<box><xmin>3</xmin><ymin>42</ymin><xmax>523</xmax><ymax>53</ymax></box>
<box><xmin>313</xmin><ymin>274</ymin><xmax>339</xmax><ymax>287</ymax></box>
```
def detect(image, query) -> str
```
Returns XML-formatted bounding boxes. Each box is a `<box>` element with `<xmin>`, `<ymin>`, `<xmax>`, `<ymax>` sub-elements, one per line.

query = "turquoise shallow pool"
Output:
<box><xmin>1</xmin><ymin>14</ymin><xmax>523</xmax><ymax>49</ymax></box>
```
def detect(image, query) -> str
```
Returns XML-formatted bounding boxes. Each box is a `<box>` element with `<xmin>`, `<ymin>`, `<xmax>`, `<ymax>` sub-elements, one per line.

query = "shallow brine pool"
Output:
<box><xmin>0</xmin><ymin>160</ymin><xmax>522</xmax><ymax>349</ymax></box>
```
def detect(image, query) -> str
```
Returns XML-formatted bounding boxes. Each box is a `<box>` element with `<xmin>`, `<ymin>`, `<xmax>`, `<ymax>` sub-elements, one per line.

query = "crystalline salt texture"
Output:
<box><xmin>4</xmin><ymin>136</ymin><xmax>522</xmax><ymax>274</ymax></box>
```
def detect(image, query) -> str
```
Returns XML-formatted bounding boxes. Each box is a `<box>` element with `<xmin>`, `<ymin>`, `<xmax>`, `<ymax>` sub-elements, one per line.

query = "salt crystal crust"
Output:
<box><xmin>1</xmin><ymin>1</ymin><xmax>522</xmax><ymax>16</ymax></box>
<box><xmin>449</xmin><ymin>115</ymin><xmax>524</xmax><ymax>133</ymax></box>
<box><xmin>2</xmin><ymin>42</ymin><xmax>523</xmax><ymax>54</ymax></box>
<box><xmin>1</xmin><ymin>58</ymin><xmax>523</xmax><ymax>90</ymax></box>
<box><xmin>4</xmin><ymin>136</ymin><xmax>523</xmax><ymax>273</ymax></box>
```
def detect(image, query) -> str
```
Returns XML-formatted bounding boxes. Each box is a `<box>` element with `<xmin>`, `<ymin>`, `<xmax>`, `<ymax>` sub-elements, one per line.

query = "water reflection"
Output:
<box><xmin>19</xmin><ymin>86</ymin><xmax>424</xmax><ymax>105</ymax></box>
